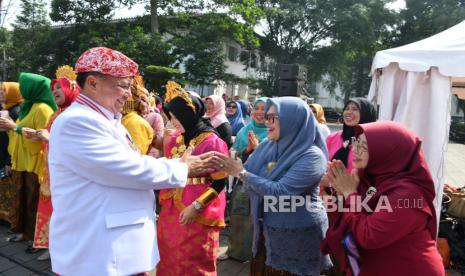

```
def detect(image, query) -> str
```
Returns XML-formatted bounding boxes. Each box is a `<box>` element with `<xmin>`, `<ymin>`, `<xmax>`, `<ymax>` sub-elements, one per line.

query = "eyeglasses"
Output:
<box><xmin>226</xmin><ymin>105</ymin><xmax>237</xmax><ymax>109</ymax></box>
<box><xmin>350</xmin><ymin>136</ymin><xmax>368</xmax><ymax>155</ymax></box>
<box><xmin>265</xmin><ymin>113</ymin><xmax>279</xmax><ymax>124</ymax></box>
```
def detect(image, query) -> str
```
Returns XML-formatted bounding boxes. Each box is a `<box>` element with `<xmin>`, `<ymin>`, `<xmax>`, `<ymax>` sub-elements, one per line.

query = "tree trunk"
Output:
<box><xmin>150</xmin><ymin>0</ymin><xmax>159</xmax><ymax>33</ymax></box>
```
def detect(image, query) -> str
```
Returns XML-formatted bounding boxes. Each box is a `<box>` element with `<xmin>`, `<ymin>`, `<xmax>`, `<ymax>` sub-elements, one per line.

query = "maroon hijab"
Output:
<box><xmin>322</xmin><ymin>121</ymin><xmax>437</xmax><ymax>274</ymax></box>
<box><xmin>356</xmin><ymin>121</ymin><xmax>436</xmax><ymax>236</ymax></box>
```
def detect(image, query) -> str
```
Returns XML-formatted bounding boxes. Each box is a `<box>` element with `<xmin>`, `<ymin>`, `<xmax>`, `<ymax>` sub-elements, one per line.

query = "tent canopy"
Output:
<box><xmin>371</xmin><ymin>20</ymin><xmax>465</xmax><ymax>77</ymax></box>
<box><xmin>368</xmin><ymin>20</ymin><xmax>465</xmax><ymax>223</ymax></box>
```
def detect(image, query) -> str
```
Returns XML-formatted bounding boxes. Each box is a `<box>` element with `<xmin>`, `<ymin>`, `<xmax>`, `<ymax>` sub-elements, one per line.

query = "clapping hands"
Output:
<box><xmin>325</xmin><ymin>160</ymin><xmax>360</xmax><ymax>199</ymax></box>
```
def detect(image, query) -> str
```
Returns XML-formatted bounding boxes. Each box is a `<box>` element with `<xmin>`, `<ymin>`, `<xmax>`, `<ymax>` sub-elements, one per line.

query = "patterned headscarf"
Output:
<box><xmin>75</xmin><ymin>47</ymin><xmax>138</xmax><ymax>77</ymax></box>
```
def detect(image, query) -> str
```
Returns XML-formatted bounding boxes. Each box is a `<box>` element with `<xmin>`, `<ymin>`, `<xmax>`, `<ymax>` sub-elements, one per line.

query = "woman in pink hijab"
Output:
<box><xmin>205</xmin><ymin>95</ymin><xmax>233</xmax><ymax>148</ymax></box>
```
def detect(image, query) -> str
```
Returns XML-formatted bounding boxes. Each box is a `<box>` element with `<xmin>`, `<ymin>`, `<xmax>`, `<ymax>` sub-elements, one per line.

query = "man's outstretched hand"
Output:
<box><xmin>181</xmin><ymin>147</ymin><xmax>216</xmax><ymax>177</ymax></box>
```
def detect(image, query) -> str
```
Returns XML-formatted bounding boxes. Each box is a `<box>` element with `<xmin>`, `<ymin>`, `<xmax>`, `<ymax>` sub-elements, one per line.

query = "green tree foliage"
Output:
<box><xmin>395</xmin><ymin>0</ymin><xmax>465</xmax><ymax>46</ymax></box>
<box><xmin>48</xmin><ymin>0</ymin><xmax>261</xmax><ymax>89</ymax></box>
<box><xmin>9</xmin><ymin>0</ymin><xmax>52</xmax><ymax>79</ymax></box>
<box><xmin>394</xmin><ymin>0</ymin><xmax>465</xmax><ymax>117</ymax></box>
<box><xmin>0</xmin><ymin>27</ymin><xmax>14</xmax><ymax>81</ymax></box>
<box><xmin>254</xmin><ymin>0</ymin><xmax>397</xmax><ymax>99</ymax></box>
<box><xmin>326</xmin><ymin>0</ymin><xmax>398</xmax><ymax>101</ymax></box>
<box><xmin>50</xmin><ymin>0</ymin><xmax>118</xmax><ymax>23</ymax></box>
<box><xmin>10</xmin><ymin>0</ymin><xmax>464</xmax><ymax>107</ymax></box>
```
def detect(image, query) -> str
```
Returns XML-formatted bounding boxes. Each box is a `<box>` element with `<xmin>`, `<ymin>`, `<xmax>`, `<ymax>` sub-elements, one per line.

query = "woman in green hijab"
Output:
<box><xmin>0</xmin><ymin>73</ymin><xmax>56</xmax><ymax>252</ymax></box>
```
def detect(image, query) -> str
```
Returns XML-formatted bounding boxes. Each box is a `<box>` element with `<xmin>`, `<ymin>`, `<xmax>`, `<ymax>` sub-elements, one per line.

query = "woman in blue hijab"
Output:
<box><xmin>238</xmin><ymin>100</ymin><xmax>251</xmax><ymax>123</ymax></box>
<box><xmin>213</xmin><ymin>97</ymin><xmax>332</xmax><ymax>275</ymax></box>
<box><xmin>226</xmin><ymin>101</ymin><xmax>245</xmax><ymax>135</ymax></box>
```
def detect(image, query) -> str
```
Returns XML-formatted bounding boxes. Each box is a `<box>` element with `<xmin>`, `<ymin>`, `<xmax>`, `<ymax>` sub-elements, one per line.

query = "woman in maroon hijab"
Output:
<box><xmin>322</xmin><ymin>121</ymin><xmax>444</xmax><ymax>276</ymax></box>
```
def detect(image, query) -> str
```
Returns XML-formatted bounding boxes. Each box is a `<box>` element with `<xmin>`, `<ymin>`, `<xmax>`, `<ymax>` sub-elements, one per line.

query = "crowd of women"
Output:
<box><xmin>0</xmin><ymin>63</ymin><xmax>446</xmax><ymax>275</ymax></box>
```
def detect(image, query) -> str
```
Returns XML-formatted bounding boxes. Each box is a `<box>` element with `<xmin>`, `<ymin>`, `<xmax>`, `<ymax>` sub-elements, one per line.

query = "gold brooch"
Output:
<box><xmin>267</xmin><ymin>161</ymin><xmax>277</xmax><ymax>172</ymax></box>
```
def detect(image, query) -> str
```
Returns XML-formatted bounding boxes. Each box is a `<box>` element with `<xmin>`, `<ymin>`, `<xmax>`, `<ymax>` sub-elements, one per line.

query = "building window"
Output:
<box><xmin>250</xmin><ymin>53</ymin><xmax>257</xmax><ymax>68</ymax></box>
<box><xmin>228</xmin><ymin>46</ymin><xmax>238</xmax><ymax>62</ymax></box>
<box><xmin>239</xmin><ymin>50</ymin><xmax>258</xmax><ymax>68</ymax></box>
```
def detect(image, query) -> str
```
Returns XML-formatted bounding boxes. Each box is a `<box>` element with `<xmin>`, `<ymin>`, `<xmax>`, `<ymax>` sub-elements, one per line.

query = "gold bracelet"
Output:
<box><xmin>196</xmin><ymin>187</ymin><xmax>219</xmax><ymax>207</ymax></box>
<box><xmin>186</xmin><ymin>177</ymin><xmax>211</xmax><ymax>185</ymax></box>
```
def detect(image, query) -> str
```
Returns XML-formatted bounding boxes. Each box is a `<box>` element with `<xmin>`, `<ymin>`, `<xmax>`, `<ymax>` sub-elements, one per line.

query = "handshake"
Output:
<box><xmin>180</xmin><ymin>148</ymin><xmax>244</xmax><ymax>178</ymax></box>
<box><xmin>21</xmin><ymin>128</ymin><xmax>49</xmax><ymax>141</ymax></box>
<box><xmin>179</xmin><ymin>147</ymin><xmax>219</xmax><ymax>177</ymax></box>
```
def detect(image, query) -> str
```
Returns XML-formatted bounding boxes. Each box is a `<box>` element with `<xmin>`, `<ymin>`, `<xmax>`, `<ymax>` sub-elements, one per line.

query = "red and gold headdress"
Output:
<box><xmin>165</xmin><ymin>81</ymin><xmax>196</xmax><ymax>112</ymax></box>
<box><xmin>54</xmin><ymin>65</ymin><xmax>78</xmax><ymax>95</ymax></box>
<box><xmin>56</xmin><ymin>65</ymin><xmax>77</xmax><ymax>81</ymax></box>
<box><xmin>52</xmin><ymin>65</ymin><xmax>80</xmax><ymax>108</ymax></box>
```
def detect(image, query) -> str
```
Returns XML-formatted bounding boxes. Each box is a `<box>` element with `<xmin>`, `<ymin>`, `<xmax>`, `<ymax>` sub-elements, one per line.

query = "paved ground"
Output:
<box><xmin>445</xmin><ymin>142</ymin><xmax>465</xmax><ymax>188</ymax></box>
<box><xmin>0</xmin><ymin>136</ymin><xmax>464</xmax><ymax>275</ymax></box>
<box><xmin>0</xmin><ymin>223</ymin><xmax>248</xmax><ymax>276</ymax></box>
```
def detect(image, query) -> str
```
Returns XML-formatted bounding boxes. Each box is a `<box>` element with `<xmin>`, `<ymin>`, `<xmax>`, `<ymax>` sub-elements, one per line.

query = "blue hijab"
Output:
<box><xmin>226</xmin><ymin>101</ymin><xmax>245</xmax><ymax>135</ymax></box>
<box><xmin>244</xmin><ymin>97</ymin><xmax>328</xmax><ymax>256</ymax></box>
<box><xmin>238</xmin><ymin>100</ymin><xmax>250</xmax><ymax>118</ymax></box>
<box><xmin>233</xmin><ymin>97</ymin><xmax>268</xmax><ymax>152</ymax></box>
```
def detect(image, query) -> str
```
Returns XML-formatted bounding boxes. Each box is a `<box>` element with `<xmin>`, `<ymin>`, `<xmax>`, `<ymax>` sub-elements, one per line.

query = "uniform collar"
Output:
<box><xmin>79</xmin><ymin>93</ymin><xmax>121</xmax><ymax>123</ymax></box>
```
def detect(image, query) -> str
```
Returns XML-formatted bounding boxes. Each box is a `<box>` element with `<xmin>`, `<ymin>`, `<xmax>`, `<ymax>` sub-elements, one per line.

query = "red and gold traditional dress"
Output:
<box><xmin>33</xmin><ymin>67</ymin><xmax>80</xmax><ymax>248</ymax></box>
<box><xmin>157</xmin><ymin>81</ymin><xmax>228</xmax><ymax>276</ymax></box>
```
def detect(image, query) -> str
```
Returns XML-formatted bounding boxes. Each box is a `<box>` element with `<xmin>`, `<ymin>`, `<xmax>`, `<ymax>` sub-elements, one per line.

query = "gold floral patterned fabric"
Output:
<box><xmin>9</xmin><ymin>171</ymin><xmax>40</xmax><ymax>241</ymax></box>
<box><xmin>0</xmin><ymin>176</ymin><xmax>17</xmax><ymax>222</ymax></box>
<box><xmin>156</xmin><ymin>202</ymin><xmax>220</xmax><ymax>276</ymax></box>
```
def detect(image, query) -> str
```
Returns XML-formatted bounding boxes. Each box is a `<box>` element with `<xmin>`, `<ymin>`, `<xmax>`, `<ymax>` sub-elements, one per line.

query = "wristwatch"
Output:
<box><xmin>192</xmin><ymin>200</ymin><xmax>203</xmax><ymax>211</ymax></box>
<box><xmin>238</xmin><ymin>169</ymin><xmax>248</xmax><ymax>182</ymax></box>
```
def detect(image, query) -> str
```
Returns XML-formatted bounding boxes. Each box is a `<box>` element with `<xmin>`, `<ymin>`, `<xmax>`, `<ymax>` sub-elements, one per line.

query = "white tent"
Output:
<box><xmin>368</xmin><ymin>20</ymin><xmax>465</xmax><ymax>221</ymax></box>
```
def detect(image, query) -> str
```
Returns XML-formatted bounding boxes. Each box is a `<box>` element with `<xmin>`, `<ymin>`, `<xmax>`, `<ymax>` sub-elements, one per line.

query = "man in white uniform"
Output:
<box><xmin>48</xmin><ymin>47</ymin><xmax>213</xmax><ymax>276</ymax></box>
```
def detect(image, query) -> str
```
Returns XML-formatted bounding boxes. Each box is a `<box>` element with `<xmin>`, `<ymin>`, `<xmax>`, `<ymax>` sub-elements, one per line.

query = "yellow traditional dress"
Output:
<box><xmin>8</xmin><ymin>102</ymin><xmax>54</xmax><ymax>240</ymax></box>
<box><xmin>122</xmin><ymin>111</ymin><xmax>154</xmax><ymax>154</ymax></box>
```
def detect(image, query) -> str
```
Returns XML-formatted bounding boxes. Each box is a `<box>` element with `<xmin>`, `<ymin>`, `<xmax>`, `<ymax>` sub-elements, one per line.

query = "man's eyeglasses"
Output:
<box><xmin>265</xmin><ymin>113</ymin><xmax>279</xmax><ymax>124</ymax></box>
<box><xmin>226</xmin><ymin>105</ymin><xmax>237</xmax><ymax>109</ymax></box>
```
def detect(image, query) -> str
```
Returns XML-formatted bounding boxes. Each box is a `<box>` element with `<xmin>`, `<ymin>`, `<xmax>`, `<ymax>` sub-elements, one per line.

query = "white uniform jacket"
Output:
<box><xmin>48</xmin><ymin>96</ymin><xmax>187</xmax><ymax>276</ymax></box>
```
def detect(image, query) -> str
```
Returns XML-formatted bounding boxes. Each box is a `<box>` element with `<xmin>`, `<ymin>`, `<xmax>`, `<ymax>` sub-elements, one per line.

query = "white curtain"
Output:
<box><xmin>368</xmin><ymin>63</ymin><xmax>452</xmax><ymax>222</ymax></box>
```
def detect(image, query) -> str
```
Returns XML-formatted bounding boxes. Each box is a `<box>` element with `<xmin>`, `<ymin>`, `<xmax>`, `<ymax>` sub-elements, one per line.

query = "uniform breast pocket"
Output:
<box><xmin>105</xmin><ymin>209</ymin><xmax>151</xmax><ymax>229</ymax></box>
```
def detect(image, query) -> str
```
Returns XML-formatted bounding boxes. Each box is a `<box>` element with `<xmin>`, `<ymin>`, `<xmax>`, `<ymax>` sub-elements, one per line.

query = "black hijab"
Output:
<box><xmin>164</xmin><ymin>93</ymin><xmax>217</xmax><ymax>146</ymax></box>
<box><xmin>332</xmin><ymin>97</ymin><xmax>376</xmax><ymax>166</ymax></box>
